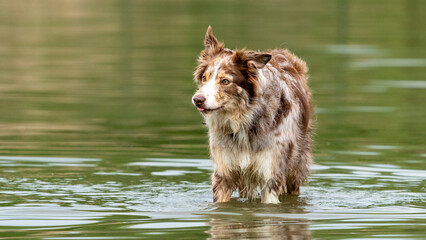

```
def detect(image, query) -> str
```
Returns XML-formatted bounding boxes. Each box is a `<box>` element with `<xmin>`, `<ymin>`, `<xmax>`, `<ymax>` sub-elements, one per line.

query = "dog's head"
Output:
<box><xmin>192</xmin><ymin>26</ymin><xmax>271</xmax><ymax>115</ymax></box>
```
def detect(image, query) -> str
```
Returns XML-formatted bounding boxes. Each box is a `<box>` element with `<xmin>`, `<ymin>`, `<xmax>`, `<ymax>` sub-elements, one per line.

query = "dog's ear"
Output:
<box><xmin>202</xmin><ymin>26</ymin><xmax>224</xmax><ymax>58</ymax></box>
<box><xmin>232</xmin><ymin>50</ymin><xmax>271</xmax><ymax>99</ymax></box>
<box><xmin>204</xmin><ymin>26</ymin><xmax>218</xmax><ymax>49</ymax></box>
<box><xmin>233</xmin><ymin>50</ymin><xmax>271</xmax><ymax>69</ymax></box>
<box><xmin>246</xmin><ymin>53</ymin><xmax>272</xmax><ymax>69</ymax></box>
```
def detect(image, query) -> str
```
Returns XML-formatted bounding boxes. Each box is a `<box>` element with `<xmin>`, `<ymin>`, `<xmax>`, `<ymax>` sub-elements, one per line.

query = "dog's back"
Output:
<box><xmin>192</xmin><ymin>27</ymin><xmax>313</xmax><ymax>203</ymax></box>
<box><xmin>261</xmin><ymin>49</ymin><xmax>313</xmax><ymax>197</ymax></box>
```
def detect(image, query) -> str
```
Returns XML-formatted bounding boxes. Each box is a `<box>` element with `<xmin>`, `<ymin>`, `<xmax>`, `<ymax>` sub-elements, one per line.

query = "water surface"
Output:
<box><xmin>0</xmin><ymin>0</ymin><xmax>425</xmax><ymax>239</ymax></box>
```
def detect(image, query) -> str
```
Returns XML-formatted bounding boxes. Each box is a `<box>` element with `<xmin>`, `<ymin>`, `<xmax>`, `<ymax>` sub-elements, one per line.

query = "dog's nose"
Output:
<box><xmin>193</xmin><ymin>95</ymin><xmax>206</xmax><ymax>107</ymax></box>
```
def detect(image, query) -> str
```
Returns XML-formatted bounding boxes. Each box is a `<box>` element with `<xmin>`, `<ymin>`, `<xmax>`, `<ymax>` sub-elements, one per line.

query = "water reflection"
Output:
<box><xmin>324</xmin><ymin>44</ymin><xmax>383</xmax><ymax>55</ymax></box>
<box><xmin>128</xmin><ymin>158</ymin><xmax>213</xmax><ymax>170</ymax></box>
<box><xmin>206</xmin><ymin>200</ymin><xmax>310</xmax><ymax>239</ymax></box>
<box><xmin>0</xmin><ymin>203</ymin><xmax>112</xmax><ymax>227</ymax></box>
<box><xmin>351</xmin><ymin>58</ymin><xmax>426</xmax><ymax>68</ymax></box>
<box><xmin>367</xmin><ymin>80</ymin><xmax>426</xmax><ymax>92</ymax></box>
<box><xmin>208</xmin><ymin>217</ymin><xmax>310</xmax><ymax>239</ymax></box>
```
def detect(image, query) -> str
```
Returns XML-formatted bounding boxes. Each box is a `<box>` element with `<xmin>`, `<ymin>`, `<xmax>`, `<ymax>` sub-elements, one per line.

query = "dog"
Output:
<box><xmin>192</xmin><ymin>26</ymin><xmax>313</xmax><ymax>204</ymax></box>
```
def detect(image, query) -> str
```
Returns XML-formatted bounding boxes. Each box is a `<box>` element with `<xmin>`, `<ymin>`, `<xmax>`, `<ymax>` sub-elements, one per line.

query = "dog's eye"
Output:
<box><xmin>202</xmin><ymin>76</ymin><xmax>206</xmax><ymax>82</ymax></box>
<box><xmin>221</xmin><ymin>79</ymin><xmax>230</xmax><ymax>85</ymax></box>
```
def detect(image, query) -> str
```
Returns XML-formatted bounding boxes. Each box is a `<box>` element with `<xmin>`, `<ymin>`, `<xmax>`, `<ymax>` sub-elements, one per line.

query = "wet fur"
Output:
<box><xmin>193</xmin><ymin>26</ymin><xmax>314</xmax><ymax>203</ymax></box>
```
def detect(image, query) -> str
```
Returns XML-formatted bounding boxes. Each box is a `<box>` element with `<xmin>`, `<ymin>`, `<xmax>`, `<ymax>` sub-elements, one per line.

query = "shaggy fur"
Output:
<box><xmin>192</xmin><ymin>26</ymin><xmax>314</xmax><ymax>203</ymax></box>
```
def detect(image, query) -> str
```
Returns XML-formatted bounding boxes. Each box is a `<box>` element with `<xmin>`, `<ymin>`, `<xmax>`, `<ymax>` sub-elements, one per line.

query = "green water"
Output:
<box><xmin>0</xmin><ymin>0</ymin><xmax>425</xmax><ymax>239</ymax></box>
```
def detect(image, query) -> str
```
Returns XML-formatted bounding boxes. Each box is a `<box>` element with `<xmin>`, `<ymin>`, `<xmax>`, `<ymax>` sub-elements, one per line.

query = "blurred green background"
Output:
<box><xmin>0</xmin><ymin>0</ymin><xmax>424</xmax><ymax>160</ymax></box>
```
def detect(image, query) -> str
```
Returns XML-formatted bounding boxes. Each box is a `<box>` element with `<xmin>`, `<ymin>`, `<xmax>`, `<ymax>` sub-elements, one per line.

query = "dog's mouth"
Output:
<box><xmin>197</xmin><ymin>106</ymin><xmax>223</xmax><ymax>113</ymax></box>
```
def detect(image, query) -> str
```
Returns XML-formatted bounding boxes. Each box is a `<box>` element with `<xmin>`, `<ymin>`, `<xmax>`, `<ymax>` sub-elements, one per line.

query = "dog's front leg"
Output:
<box><xmin>211</xmin><ymin>171</ymin><xmax>235</xmax><ymax>203</ymax></box>
<box><xmin>261</xmin><ymin>187</ymin><xmax>280</xmax><ymax>204</ymax></box>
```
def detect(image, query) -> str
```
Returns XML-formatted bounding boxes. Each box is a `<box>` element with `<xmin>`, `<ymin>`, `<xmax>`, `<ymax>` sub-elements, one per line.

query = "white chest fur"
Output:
<box><xmin>221</xmin><ymin>147</ymin><xmax>277</xmax><ymax>181</ymax></box>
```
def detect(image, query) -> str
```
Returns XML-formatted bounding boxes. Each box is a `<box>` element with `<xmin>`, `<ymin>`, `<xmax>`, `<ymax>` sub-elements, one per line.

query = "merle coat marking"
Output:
<box><xmin>192</xmin><ymin>26</ymin><xmax>313</xmax><ymax>203</ymax></box>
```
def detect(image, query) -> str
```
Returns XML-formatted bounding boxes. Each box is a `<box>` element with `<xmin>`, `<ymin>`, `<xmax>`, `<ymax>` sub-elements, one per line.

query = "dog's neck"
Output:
<box><xmin>205</xmin><ymin>112</ymin><xmax>243</xmax><ymax>135</ymax></box>
<box><xmin>204</xmin><ymin>101</ymin><xmax>264</xmax><ymax>146</ymax></box>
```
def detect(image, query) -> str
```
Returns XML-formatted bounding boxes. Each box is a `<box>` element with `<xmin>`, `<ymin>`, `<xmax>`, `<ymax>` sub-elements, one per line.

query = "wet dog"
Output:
<box><xmin>192</xmin><ymin>26</ymin><xmax>313</xmax><ymax>203</ymax></box>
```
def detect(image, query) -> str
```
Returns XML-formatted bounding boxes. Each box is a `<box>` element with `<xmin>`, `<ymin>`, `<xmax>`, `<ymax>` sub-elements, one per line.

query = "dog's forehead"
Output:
<box><xmin>207</xmin><ymin>55</ymin><xmax>234</xmax><ymax>74</ymax></box>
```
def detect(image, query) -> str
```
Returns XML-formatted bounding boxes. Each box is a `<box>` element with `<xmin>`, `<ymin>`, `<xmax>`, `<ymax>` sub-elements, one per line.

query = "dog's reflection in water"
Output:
<box><xmin>205</xmin><ymin>197</ymin><xmax>311</xmax><ymax>239</ymax></box>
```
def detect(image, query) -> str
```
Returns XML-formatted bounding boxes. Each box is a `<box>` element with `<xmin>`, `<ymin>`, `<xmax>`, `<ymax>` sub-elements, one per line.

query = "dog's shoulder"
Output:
<box><xmin>265</xmin><ymin>49</ymin><xmax>308</xmax><ymax>78</ymax></box>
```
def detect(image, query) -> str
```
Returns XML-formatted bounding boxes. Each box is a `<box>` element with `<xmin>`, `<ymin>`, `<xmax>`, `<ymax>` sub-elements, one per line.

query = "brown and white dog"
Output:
<box><xmin>192</xmin><ymin>26</ymin><xmax>314</xmax><ymax>204</ymax></box>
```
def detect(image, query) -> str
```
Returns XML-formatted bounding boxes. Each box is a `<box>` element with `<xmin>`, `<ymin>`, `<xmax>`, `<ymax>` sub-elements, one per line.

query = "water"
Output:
<box><xmin>0</xmin><ymin>0</ymin><xmax>425</xmax><ymax>239</ymax></box>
